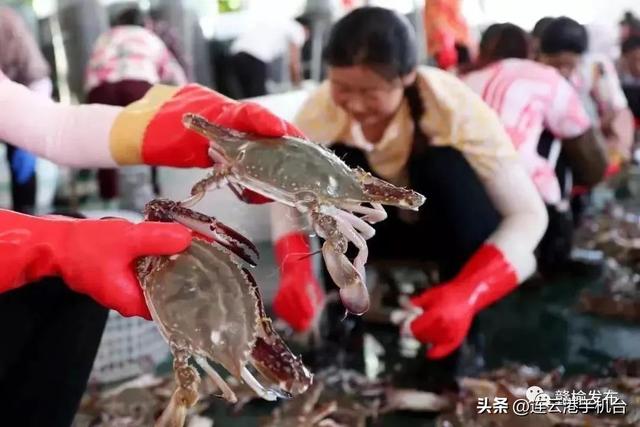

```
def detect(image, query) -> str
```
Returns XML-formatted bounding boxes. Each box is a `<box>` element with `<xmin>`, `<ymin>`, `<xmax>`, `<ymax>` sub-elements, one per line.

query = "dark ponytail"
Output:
<box><xmin>323</xmin><ymin>7</ymin><xmax>417</xmax><ymax>81</ymax></box>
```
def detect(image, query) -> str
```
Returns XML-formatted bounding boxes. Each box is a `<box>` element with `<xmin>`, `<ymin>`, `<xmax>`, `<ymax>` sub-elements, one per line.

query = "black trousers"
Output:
<box><xmin>4</xmin><ymin>143</ymin><xmax>37</xmax><ymax>214</ymax></box>
<box><xmin>0</xmin><ymin>211</ymin><xmax>109</xmax><ymax>427</ymax></box>
<box><xmin>0</xmin><ymin>279</ymin><xmax>108</xmax><ymax>426</ymax></box>
<box><xmin>231</xmin><ymin>52</ymin><xmax>268</xmax><ymax>98</ymax></box>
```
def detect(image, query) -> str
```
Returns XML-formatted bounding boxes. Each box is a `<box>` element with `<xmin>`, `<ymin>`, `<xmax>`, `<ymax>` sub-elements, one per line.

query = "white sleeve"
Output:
<box><xmin>599</xmin><ymin>57</ymin><xmax>629</xmax><ymax>111</ymax></box>
<box><xmin>0</xmin><ymin>75</ymin><xmax>120</xmax><ymax>167</ymax></box>
<box><xmin>270</xmin><ymin>202</ymin><xmax>306</xmax><ymax>241</ymax></box>
<box><xmin>27</xmin><ymin>77</ymin><xmax>53</xmax><ymax>98</ymax></box>
<box><xmin>286</xmin><ymin>21</ymin><xmax>306</xmax><ymax>47</ymax></box>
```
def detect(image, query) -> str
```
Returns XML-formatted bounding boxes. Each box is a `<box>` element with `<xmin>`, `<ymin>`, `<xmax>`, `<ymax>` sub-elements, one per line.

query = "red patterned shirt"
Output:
<box><xmin>85</xmin><ymin>26</ymin><xmax>187</xmax><ymax>92</ymax></box>
<box><xmin>463</xmin><ymin>59</ymin><xmax>592</xmax><ymax>204</ymax></box>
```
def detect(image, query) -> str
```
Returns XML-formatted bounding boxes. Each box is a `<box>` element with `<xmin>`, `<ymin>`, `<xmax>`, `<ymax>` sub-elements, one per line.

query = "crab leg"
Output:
<box><xmin>245</xmin><ymin>358</ymin><xmax>295</xmax><ymax>400</ymax></box>
<box><xmin>314</xmin><ymin>213</ymin><xmax>370</xmax><ymax>315</ymax></box>
<box><xmin>181</xmin><ymin>166</ymin><xmax>230</xmax><ymax>208</ymax></box>
<box><xmin>169</xmin><ymin>207</ymin><xmax>259</xmax><ymax>266</ymax></box>
<box><xmin>207</xmin><ymin>144</ymin><xmax>228</xmax><ymax>165</ymax></box>
<box><xmin>311</xmin><ymin>402</ymin><xmax>339</xmax><ymax>425</ymax></box>
<box><xmin>322</xmin><ymin>240</ymin><xmax>369</xmax><ymax>315</ymax></box>
<box><xmin>194</xmin><ymin>356</ymin><xmax>238</xmax><ymax>403</ymax></box>
<box><xmin>334</xmin><ymin>207</ymin><xmax>376</xmax><ymax>239</ymax></box>
<box><xmin>241</xmin><ymin>367</ymin><xmax>279</xmax><ymax>401</ymax></box>
<box><xmin>334</xmin><ymin>212</ymin><xmax>368</xmax><ymax>280</ymax></box>
<box><xmin>157</xmin><ymin>357</ymin><xmax>200</xmax><ymax>427</ymax></box>
<box><xmin>341</xmin><ymin>202</ymin><xmax>388</xmax><ymax>224</ymax></box>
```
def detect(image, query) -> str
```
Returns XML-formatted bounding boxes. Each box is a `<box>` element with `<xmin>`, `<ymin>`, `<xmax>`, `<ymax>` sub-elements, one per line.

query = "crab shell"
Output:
<box><xmin>182</xmin><ymin>113</ymin><xmax>425</xmax><ymax>211</ymax></box>
<box><xmin>180</xmin><ymin>114</ymin><xmax>426</xmax><ymax>316</ymax></box>
<box><xmin>136</xmin><ymin>238</ymin><xmax>312</xmax><ymax>400</ymax></box>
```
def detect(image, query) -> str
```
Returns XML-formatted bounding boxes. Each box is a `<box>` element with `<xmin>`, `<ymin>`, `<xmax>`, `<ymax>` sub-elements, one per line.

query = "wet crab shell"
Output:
<box><xmin>137</xmin><ymin>240</ymin><xmax>257</xmax><ymax>379</ymax></box>
<box><xmin>137</xmin><ymin>238</ymin><xmax>312</xmax><ymax>399</ymax></box>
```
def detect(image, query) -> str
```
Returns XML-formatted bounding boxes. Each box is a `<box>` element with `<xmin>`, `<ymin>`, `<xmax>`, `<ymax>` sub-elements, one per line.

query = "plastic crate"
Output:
<box><xmin>88</xmin><ymin>309</ymin><xmax>170</xmax><ymax>385</ymax></box>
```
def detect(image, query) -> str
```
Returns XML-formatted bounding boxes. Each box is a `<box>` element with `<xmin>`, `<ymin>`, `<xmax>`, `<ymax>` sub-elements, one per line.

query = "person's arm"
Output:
<box><xmin>0</xmin><ymin>72</ymin><xmax>299</xmax><ymax>169</ymax></box>
<box><xmin>603</xmin><ymin>107</ymin><xmax>635</xmax><ymax>164</ymax></box>
<box><xmin>561</xmin><ymin>129</ymin><xmax>608</xmax><ymax>186</ymax></box>
<box><xmin>0</xmin><ymin>209</ymin><xmax>191</xmax><ymax>318</ymax></box>
<box><xmin>407</xmin><ymin>68</ymin><xmax>548</xmax><ymax>358</ymax></box>
<box><xmin>270</xmin><ymin>203</ymin><xmax>324</xmax><ymax>332</ymax></box>
<box><xmin>27</xmin><ymin>77</ymin><xmax>53</xmax><ymax>98</ymax></box>
<box><xmin>288</xmin><ymin>42</ymin><xmax>303</xmax><ymax>86</ymax></box>
<box><xmin>286</xmin><ymin>20</ymin><xmax>307</xmax><ymax>87</ymax></box>
<box><xmin>543</xmin><ymin>69</ymin><xmax>608</xmax><ymax>186</ymax></box>
<box><xmin>0</xmin><ymin>73</ymin><xmax>121</xmax><ymax>167</ymax></box>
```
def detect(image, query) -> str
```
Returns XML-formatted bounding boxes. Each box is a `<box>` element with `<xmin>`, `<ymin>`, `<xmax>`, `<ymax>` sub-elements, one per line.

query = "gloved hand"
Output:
<box><xmin>406</xmin><ymin>244</ymin><xmax>518</xmax><ymax>359</ymax></box>
<box><xmin>0</xmin><ymin>209</ymin><xmax>192</xmax><ymax>319</ymax></box>
<box><xmin>109</xmin><ymin>84</ymin><xmax>303</xmax><ymax>204</ymax></box>
<box><xmin>10</xmin><ymin>147</ymin><xmax>36</xmax><ymax>185</ymax></box>
<box><xmin>111</xmin><ymin>83</ymin><xmax>303</xmax><ymax>168</ymax></box>
<box><xmin>273</xmin><ymin>232</ymin><xmax>324</xmax><ymax>332</ymax></box>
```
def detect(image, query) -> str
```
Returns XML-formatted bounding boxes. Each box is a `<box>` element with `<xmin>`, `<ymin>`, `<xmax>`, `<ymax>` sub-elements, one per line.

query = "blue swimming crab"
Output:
<box><xmin>136</xmin><ymin>199</ymin><xmax>312</xmax><ymax>427</ymax></box>
<box><xmin>180</xmin><ymin>114</ymin><xmax>426</xmax><ymax>315</ymax></box>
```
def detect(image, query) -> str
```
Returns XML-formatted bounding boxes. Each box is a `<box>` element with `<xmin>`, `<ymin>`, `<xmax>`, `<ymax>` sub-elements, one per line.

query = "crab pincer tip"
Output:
<box><xmin>339</xmin><ymin>283</ymin><xmax>370</xmax><ymax>316</ymax></box>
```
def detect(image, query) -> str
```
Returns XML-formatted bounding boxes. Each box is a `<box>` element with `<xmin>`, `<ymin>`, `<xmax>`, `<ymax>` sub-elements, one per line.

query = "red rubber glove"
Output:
<box><xmin>273</xmin><ymin>232</ymin><xmax>324</xmax><ymax>332</ymax></box>
<box><xmin>142</xmin><ymin>84</ymin><xmax>304</xmax><ymax>167</ymax></box>
<box><xmin>0</xmin><ymin>209</ymin><xmax>192</xmax><ymax>319</ymax></box>
<box><xmin>142</xmin><ymin>84</ymin><xmax>304</xmax><ymax>204</ymax></box>
<box><xmin>408</xmin><ymin>244</ymin><xmax>518</xmax><ymax>359</ymax></box>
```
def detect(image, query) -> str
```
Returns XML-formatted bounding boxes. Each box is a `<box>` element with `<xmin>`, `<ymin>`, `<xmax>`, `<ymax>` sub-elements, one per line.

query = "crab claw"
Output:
<box><xmin>170</xmin><ymin>205</ymin><xmax>259</xmax><ymax>266</ymax></box>
<box><xmin>322</xmin><ymin>242</ymin><xmax>370</xmax><ymax>315</ymax></box>
<box><xmin>354</xmin><ymin>168</ymin><xmax>426</xmax><ymax>211</ymax></box>
<box><xmin>207</xmin><ymin>219</ymin><xmax>260</xmax><ymax>267</ymax></box>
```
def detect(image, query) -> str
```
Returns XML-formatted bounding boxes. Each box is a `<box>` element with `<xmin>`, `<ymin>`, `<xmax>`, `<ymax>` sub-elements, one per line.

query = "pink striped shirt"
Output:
<box><xmin>463</xmin><ymin>59</ymin><xmax>591</xmax><ymax>204</ymax></box>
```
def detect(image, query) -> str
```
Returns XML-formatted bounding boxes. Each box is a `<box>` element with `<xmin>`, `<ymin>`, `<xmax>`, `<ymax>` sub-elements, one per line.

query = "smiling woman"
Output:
<box><xmin>269</xmin><ymin>7</ymin><xmax>548</xmax><ymax>366</ymax></box>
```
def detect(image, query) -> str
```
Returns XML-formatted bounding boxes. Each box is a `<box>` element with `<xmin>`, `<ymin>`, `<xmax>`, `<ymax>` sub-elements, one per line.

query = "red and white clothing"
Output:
<box><xmin>462</xmin><ymin>59</ymin><xmax>592</xmax><ymax>205</ymax></box>
<box><xmin>85</xmin><ymin>26</ymin><xmax>187</xmax><ymax>93</ymax></box>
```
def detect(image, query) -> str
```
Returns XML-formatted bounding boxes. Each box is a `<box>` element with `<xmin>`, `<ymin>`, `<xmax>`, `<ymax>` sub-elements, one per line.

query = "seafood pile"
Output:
<box><xmin>259</xmin><ymin>368</ymin><xmax>449</xmax><ymax>427</ymax></box>
<box><xmin>73</xmin><ymin>374</ymin><xmax>213</xmax><ymax>427</ymax></box>
<box><xmin>437</xmin><ymin>362</ymin><xmax>640</xmax><ymax>427</ymax></box>
<box><xmin>578</xmin><ymin>258</ymin><xmax>640</xmax><ymax>322</ymax></box>
<box><xmin>574</xmin><ymin>204</ymin><xmax>640</xmax><ymax>322</ymax></box>
<box><xmin>256</xmin><ymin>362</ymin><xmax>639</xmax><ymax>426</ymax></box>
<box><xmin>574</xmin><ymin>204</ymin><xmax>640</xmax><ymax>270</ymax></box>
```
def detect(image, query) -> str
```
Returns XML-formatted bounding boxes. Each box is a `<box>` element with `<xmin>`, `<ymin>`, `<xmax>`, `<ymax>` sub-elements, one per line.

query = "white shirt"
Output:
<box><xmin>575</xmin><ymin>53</ymin><xmax>629</xmax><ymax>113</ymax></box>
<box><xmin>230</xmin><ymin>20</ymin><xmax>306</xmax><ymax>63</ymax></box>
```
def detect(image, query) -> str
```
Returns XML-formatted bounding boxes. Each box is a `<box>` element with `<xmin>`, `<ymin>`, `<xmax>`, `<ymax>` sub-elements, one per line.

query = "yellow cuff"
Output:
<box><xmin>109</xmin><ymin>85</ymin><xmax>180</xmax><ymax>165</ymax></box>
